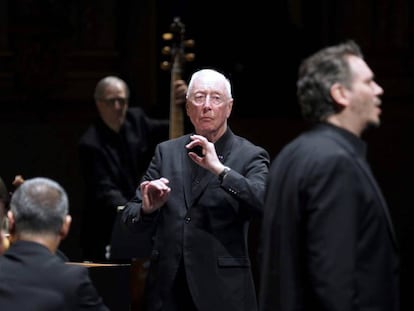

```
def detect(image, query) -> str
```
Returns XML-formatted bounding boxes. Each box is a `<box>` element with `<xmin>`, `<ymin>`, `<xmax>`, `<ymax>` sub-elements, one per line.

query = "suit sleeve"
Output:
<box><xmin>220</xmin><ymin>145</ymin><xmax>270</xmax><ymax>216</ymax></box>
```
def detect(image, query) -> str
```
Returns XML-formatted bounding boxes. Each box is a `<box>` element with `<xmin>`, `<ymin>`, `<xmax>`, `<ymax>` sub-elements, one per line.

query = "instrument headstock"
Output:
<box><xmin>160</xmin><ymin>17</ymin><xmax>195</xmax><ymax>139</ymax></box>
<box><xmin>160</xmin><ymin>17</ymin><xmax>195</xmax><ymax>73</ymax></box>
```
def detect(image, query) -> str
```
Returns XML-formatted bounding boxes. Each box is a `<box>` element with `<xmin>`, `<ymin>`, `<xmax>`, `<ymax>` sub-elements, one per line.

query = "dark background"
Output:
<box><xmin>1</xmin><ymin>0</ymin><xmax>413</xmax><ymax>309</ymax></box>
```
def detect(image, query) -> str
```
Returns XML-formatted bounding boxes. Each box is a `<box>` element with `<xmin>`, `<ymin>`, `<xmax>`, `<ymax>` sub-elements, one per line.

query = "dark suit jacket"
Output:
<box><xmin>122</xmin><ymin>128</ymin><xmax>270</xmax><ymax>311</ymax></box>
<box><xmin>0</xmin><ymin>240</ymin><xmax>109</xmax><ymax>311</ymax></box>
<box><xmin>259</xmin><ymin>123</ymin><xmax>400</xmax><ymax>311</ymax></box>
<box><xmin>78</xmin><ymin>107</ymin><xmax>168</xmax><ymax>261</ymax></box>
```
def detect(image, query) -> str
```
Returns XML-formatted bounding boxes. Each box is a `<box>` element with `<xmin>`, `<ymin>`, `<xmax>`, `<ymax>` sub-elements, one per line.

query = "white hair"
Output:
<box><xmin>186</xmin><ymin>69</ymin><xmax>232</xmax><ymax>99</ymax></box>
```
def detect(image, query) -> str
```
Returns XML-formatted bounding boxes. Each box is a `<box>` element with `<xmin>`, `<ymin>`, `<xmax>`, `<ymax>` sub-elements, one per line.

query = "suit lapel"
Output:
<box><xmin>190</xmin><ymin>167</ymin><xmax>214</xmax><ymax>206</ymax></box>
<box><xmin>182</xmin><ymin>137</ymin><xmax>194</xmax><ymax>209</ymax></box>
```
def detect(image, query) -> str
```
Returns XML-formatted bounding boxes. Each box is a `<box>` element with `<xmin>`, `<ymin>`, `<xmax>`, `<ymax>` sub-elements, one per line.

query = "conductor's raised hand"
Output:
<box><xmin>186</xmin><ymin>134</ymin><xmax>225</xmax><ymax>175</ymax></box>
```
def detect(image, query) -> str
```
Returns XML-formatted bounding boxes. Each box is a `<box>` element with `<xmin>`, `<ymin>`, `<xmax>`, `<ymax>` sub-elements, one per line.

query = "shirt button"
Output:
<box><xmin>185</xmin><ymin>217</ymin><xmax>191</xmax><ymax>223</ymax></box>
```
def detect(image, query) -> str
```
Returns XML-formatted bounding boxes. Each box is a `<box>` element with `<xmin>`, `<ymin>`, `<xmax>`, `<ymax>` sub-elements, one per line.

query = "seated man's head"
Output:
<box><xmin>7</xmin><ymin>177</ymin><xmax>71</xmax><ymax>252</ymax></box>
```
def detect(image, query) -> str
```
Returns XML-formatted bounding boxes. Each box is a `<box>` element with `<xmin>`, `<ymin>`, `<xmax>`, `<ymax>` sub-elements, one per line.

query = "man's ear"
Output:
<box><xmin>7</xmin><ymin>210</ymin><xmax>15</xmax><ymax>234</ymax></box>
<box><xmin>226</xmin><ymin>99</ymin><xmax>234</xmax><ymax>118</ymax></box>
<box><xmin>60</xmin><ymin>215</ymin><xmax>72</xmax><ymax>240</ymax></box>
<box><xmin>186</xmin><ymin>102</ymin><xmax>190</xmax><ymax>116</ymax></box>
<box><xmin>330</xmin><ymin>83</ymin><xmax>349</xmax><ymax>108</ymax></box>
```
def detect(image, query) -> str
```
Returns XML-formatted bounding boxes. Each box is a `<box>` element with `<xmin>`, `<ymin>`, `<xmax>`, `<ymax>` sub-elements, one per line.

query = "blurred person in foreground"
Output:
<box><xmin>79</xmin><ymin>75</ymin><xmax>187</xmax><ymax>262</ymax></box>
<box><xmin>259</xmin><ymin>40</ymin><xmax>399</xmax><ymax>311</ymax></box>
<box><xmin>0</xmin><ymin>177</ymin><xmax>109</xmax><ymax>311</ymax></box>
<box><xmin>121</xmin><ymin>68</ymin><xmax>270</xmax><ymax>310</ymax></box>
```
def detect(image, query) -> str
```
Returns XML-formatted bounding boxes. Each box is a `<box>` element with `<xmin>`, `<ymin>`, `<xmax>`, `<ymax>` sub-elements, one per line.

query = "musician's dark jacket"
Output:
<box><xmin>0</xmin><ymin>240</ymin><xmax>109</xmax><ymax>311</ymax></box>
<box><xmin>78</xmin><ymin>107</ymin><xmax>168</xmax><ymax>261</ymax></box>
<box><xmin>122</xmin><ymin>128</ymin><xmax>270</xmax><ymax>311</ymax></box>
<box><xmin>259</xmin><ymin>123</ymin><xmax>400</xmax><ymax>311</ymax></box>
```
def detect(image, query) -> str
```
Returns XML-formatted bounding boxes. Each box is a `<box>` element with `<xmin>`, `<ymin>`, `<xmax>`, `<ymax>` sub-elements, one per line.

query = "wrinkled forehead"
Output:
<box><xmin>191</xmin><ymin>74</ymin><xmax>228</xmax><ymax>95</ymax></box>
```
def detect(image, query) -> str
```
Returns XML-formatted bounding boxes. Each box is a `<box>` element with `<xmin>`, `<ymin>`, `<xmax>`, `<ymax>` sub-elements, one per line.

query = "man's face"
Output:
<box><xmin>96</xmin><ymin>82</ymin><xmax>128</xmax><ymax>132</ymax></box>
<box><xmin>347</xmin><ymin>55</ymin><xmax>384</xmax><ymax>129</ymax></box>
<box><xmin>186</xmin><ymin>76</ymin><xmax>233</xmax><ymax>140</ymax></box>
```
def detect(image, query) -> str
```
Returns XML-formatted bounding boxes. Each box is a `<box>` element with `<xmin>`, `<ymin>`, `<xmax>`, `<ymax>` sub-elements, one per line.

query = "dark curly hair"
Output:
<box><xmin>297</xmin><ymin>40</ymin><xmax>363</xmax><ymax>123</ymax></box>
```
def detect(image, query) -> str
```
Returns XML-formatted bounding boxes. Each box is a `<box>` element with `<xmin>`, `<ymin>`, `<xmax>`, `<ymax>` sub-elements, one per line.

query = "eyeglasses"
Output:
<box><xmin>190</xmin><ymin>93</ymin><xmax>226</xmax><ymax>106</ymax></box>
<box><xmin>100</xmin><ymin>97</ymin><xmax>128</xmax><ymax>107</ymax></box>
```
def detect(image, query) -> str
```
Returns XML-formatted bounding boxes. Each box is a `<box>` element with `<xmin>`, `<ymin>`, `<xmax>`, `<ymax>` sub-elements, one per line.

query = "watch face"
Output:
<box><xmin>219</xmin><ymin>167</ymin><xmax>230</xmax><ymax>181</ymax></box>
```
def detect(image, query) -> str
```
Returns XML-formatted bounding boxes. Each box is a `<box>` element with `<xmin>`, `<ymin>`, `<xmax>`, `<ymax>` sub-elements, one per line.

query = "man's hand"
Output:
<box><xmin>140</xmin><ymin>177</ymin><xmax>171</xmax><ymax>214</ymax></box>
<box><xmin>12</xmin><ymin>175</ymin><xmax>25</xmax><ymax>187</ymax></box>
<box><xmin>185</xmin><ymin>135</ymin><xmax>225</xmax><ymax>175</ymax></box>
<box><xmin>174</xmin><ymin>79</ymin><xmax>188</xmax><ymax>106</ymax></box>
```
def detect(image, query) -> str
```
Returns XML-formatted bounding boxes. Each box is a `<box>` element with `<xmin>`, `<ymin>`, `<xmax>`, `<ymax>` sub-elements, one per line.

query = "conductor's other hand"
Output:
<box><xmin>140</xmin><ymin>178</ymin><xmax>171</xmax><ymax>215</ymax></box>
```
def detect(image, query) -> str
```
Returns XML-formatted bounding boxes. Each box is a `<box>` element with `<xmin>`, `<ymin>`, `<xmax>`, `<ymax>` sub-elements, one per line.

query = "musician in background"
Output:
<box><xmin>121</xmin><ymin>69</ymin><xmax>270</xmax><ymax>310</ymax></box>
<box><xmin>78</xmin><ymin>75</ymin><xmax>187</xmax><ymax>262</ymax></box>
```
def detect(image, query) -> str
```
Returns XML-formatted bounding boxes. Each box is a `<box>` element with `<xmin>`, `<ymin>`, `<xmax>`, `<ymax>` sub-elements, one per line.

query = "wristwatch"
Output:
<box><xmin>218</xmin><ymin>166</ymin><xmax>231</xmax><ymax>182</ymax></box>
